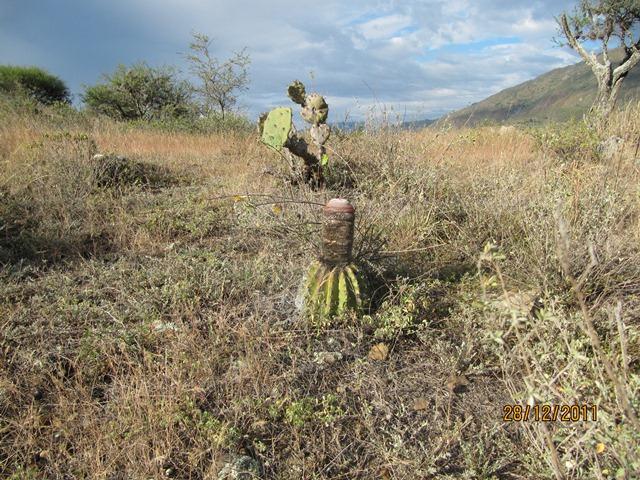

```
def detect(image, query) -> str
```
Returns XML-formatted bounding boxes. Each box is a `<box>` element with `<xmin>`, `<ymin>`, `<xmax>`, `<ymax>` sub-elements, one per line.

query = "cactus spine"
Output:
<box><xmin>301</xmin><ymin>199</ymin><xmax>365</xmax><ymax>323</ymax></box>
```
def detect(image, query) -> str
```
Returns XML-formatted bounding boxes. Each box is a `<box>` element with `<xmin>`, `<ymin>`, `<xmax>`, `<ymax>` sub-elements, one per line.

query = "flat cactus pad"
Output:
<box><xmin>260</xmin><ymin>107</ymin><xmax>292</xmax><ymax>151</ymax></box>
<box><xmin>301</xmin><ymin>93</ymin><xmax>328</xmax><ymax>125</ymax></box>
<box><xmin>287</xmin><ymin>80</ymin><xmax>306</xmax><ymax>105</ymax></box>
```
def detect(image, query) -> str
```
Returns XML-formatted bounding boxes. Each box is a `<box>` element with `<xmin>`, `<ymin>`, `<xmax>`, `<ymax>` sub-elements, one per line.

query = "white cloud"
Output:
<box><xmin>354</xmin><ymin>14</ymin><xmax>414</xmax><ymax>40</ymax></box>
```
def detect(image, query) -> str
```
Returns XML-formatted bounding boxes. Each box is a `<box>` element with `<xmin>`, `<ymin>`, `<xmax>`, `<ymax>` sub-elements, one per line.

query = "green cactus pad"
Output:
<box><xmin>260</xmin><ymin>107</ymin><xmax>292</xmax><ymax>151</ymax></box>
<box><xmin>302</xmin><ymin>260</ymin><xmax>364</xmax><ymax>324</ymax></box>
<box><xmin>287</xmin><ymin>80</ymin><xmax>306</xmax><ymax>105</ymax></box>
<box><xmin>301</xmin><ymin>93</ymin><xmax>328</xmax><ymax>125</ymax></box>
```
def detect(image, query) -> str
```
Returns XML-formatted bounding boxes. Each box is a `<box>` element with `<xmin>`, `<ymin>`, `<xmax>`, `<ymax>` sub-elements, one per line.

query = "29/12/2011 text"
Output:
<box><xmin>503</xmin><ymin>404</ymin><xmax>598</xmax><ymax>422</ymax></box>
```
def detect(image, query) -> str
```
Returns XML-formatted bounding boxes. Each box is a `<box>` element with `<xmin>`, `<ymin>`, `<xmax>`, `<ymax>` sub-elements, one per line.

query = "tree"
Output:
<box><xmin>558</xmin><ymin>0</ymin><xmax>640</xmax><ymax>122</ymax></box>
<box><xmin>82</xmin><ymin>63</ymin><xmax>192</xmax><ymax>121</ymax></box>
<box><xmin>0</xmin><ymin>65</ymin><xmax>70</xmax><ymax>104</ymax></box>
<box><xmin>185</xmin><ymin>32</ymin><xmax>250</xmax><ymax>119</ymax></box>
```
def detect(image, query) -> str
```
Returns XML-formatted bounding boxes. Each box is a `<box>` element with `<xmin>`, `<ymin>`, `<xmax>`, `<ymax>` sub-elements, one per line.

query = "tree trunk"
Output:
<box><xmin>590</xmin><ymin>83</ymin><xmax>616</xmax><ymax>120</ymax></box>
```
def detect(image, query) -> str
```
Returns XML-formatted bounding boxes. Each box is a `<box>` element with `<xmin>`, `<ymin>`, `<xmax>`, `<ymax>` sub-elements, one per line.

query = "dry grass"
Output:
<box><xmin>1</xmin><ymin>96</ymin><xmax>639</xmax><ymax>479</ymax></box>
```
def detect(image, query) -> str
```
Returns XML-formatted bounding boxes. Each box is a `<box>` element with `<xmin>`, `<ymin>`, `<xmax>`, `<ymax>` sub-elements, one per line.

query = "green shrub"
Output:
<box><xmin>530</xmin><ymin>119</ymin><xmax>601</xmax><ymax>162</ymax></box>
<box><xmin>91</xmin><ymin>154</ymin><xmax>176</xmax><ymax>191</ymax></box>
<box><xmin>363</xmin><ymin>280</ymin><xmax>443</xmax><ymax>340</ymax></box>
<box><xmin>0</xmin><ymin>65</ymin><xmax>70</xmax><ymax>104</ymax></box>
<box><xmin>82</xmin><ymin>63</ymin><xmax>193</xmax><ymax>121</ymax></box>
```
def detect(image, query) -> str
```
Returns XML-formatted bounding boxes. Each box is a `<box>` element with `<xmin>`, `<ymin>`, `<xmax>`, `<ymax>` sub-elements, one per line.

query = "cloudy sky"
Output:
<box><xmin>0</xmin><ymin>0</ymin><xmax>583</xmax><ymax>121</ymax></box>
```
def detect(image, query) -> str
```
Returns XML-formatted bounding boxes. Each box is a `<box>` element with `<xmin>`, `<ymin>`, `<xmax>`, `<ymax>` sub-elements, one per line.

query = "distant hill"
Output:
<box><xmin>332</xmin><ymin>117</ymin><xmax>435</xmax><ymax>132</ymax></box>
<box><xmin>442</xmin><ymin>49</ymin><xmax>640</xmax><ymax>126</ymax></box>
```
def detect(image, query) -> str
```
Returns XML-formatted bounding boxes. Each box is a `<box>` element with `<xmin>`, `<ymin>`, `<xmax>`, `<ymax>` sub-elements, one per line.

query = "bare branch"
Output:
<box><xmin>560</xmin><ymin>13</ymin><xmax>602</xmax><ymax>72</ymax></box>
<box><xmin>613</xmin><ymin>47</ymin><xmax>640</xmax><ymax>81</ymax></box>
<box><xmin>185</xmin><ymin>31</ymin><xmax>251</xmax><ymax>119</ymax></box>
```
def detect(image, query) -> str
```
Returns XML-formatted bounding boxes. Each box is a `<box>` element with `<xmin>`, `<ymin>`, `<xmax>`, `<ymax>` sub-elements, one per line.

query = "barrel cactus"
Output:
<box><xmin>300</xmin><ymin>199</ymin><xmax>366</xmax><ymax>324</ymax></box>
<box><xmin>302</xmin><ymin>260</ymin><xmax>363</xmax><ymax>322</ymax></box>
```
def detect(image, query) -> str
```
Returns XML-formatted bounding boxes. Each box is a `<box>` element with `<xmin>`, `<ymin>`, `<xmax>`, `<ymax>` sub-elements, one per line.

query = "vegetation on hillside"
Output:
<box><xmin>443</xmin><ymin>48</ymin><xmax>640</xmax><ymax>127</ymax></box>
<box><xmin>1</xmin><ymin>92</ymin><xmax>639</xmax><ymax>478</ymax></box>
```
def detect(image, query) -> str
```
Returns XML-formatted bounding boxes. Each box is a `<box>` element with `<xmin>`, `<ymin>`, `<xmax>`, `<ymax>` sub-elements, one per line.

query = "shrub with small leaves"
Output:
<box><xmin>530</xmin><ymin>119</ymin><xmax>601</xmax><ymax>162</ymax></box>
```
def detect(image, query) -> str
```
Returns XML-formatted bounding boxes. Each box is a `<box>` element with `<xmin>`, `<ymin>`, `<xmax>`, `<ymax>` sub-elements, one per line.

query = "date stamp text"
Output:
<box><xmin>503</xmin><ymin>404</ymin><xmax>598</xmax><ymax>422</ymax></box>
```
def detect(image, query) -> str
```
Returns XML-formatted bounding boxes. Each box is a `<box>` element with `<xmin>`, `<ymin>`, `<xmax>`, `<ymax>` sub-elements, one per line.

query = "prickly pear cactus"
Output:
<box><xmin>302</xmin><ymin>260</ymin><xmax>363</xmax><ymax>322</ymax></box>
<box><xmin>260</xmin><ymin>107</ymin><xmax>292</xmax><ymax>151</ymax></box>
<box><xmin>301</xmin><ymin>93</ymin><xmax>328</xmax><ymax>125</ymax></box>
<box><xmin>287</xmin><ymin>80</ymin><xmax>306</xmax><ymax>105</ymax></box>
<box><xmin>259</xmin><ymin>80</ymin><xmax>330</xmax><ymax>188</ymax></box>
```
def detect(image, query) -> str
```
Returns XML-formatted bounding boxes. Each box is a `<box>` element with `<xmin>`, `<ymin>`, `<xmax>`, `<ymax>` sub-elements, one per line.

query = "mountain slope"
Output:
<box><xmin>442</xmin><ymin>49</ymin><xmax>640</xmax><ymax>126</ymax></box>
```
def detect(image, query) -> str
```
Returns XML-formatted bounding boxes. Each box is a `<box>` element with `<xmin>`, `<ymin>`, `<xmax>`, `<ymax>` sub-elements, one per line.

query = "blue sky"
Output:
<box><xmin>0</xmin><ymin>0</ymin><xmax>584</xmax><ymax>121</ymax></box>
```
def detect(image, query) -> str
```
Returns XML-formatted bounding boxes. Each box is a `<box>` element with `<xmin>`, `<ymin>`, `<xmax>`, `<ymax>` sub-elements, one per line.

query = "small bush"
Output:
<box><xmin>0</xmin><ymin>131</ymin><xmax>111</xmax><ymax>263</ymax></box>
<box><xmin>82</xmin><ymin>63</ymin><xmax>192</xmax><ymax>121</ymax></box>
<box><xmin>0</xmin><ymin>65</ymin><xmax>70</xmax><ymax>105</ymax></box>
<box><xmin>530</xmin><ymin>119</ymin><xmax>601</xmax><ymax>162</ymax></box>
<box><xmin>91</xmin><ymin>154</ymin><xmax>176</xmax><ymax>190</ymax></box>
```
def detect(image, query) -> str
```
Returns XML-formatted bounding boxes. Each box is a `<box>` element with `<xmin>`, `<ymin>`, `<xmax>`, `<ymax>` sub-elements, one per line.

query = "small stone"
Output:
<box><xmin>313</xmin><ymin>351</ymin><xmax>343</xmax><ymax>367</ymax></box>
<box><xmin>598</xmin><ymin>135</ymin><xmax>624</xmax><ymax>160</ymax></box>
<box><xmin>412</xmin><ymin>397</ymin><xmax>429</xmax><ymax>411</ymax></box>
<box><xmin>446</xmin><ymin>374</ymin><xmax>470</xmax><ymax>394</ymax></box>
<box><xmin>217</xmin><ymin>455</ymin><xmax>262</xmax><ymax>480</ymax></box>
<box><xmin>368</xmin><ymin>343</ymin><xmax>389</xmax><ymax>361</ymax></box>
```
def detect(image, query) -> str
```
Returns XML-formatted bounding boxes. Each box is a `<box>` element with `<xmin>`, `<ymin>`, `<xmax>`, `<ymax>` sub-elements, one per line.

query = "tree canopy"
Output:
<box><xmin>0</xmin><ymin>65</ymin><xmax>70</xmax><ymax>104</ymax></box>
<box><xmin>185</xmin><ymin>32</ymin><xmax>250</xmax><ymax>119</ymax></box>
<box><xmin>82</xmin><ymin>63</ymin><xmax>193</xmax><ymax>121</ymax></box>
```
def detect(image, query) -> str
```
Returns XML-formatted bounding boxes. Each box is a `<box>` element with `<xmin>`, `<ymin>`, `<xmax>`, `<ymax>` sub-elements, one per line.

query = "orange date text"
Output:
<box><xmin>503</xmin><ymin>404</ymin><xmax>597</xmax><ymax>422</ymax></box>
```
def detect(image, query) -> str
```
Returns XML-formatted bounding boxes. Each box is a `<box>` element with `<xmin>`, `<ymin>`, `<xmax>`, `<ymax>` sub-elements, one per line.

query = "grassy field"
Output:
<box><xmin>1</xmin><ymin>97</ymin><xmax>639</xmax><ymax>479</ymax></box>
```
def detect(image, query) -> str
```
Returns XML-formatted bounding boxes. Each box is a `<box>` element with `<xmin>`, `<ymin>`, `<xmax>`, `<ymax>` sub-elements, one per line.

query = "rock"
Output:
<box><xmin>313</xmin><ymin>351</ymin><xmax>343</xmax><ymax>367</ymax></box>
<box><xmin>446</xmin><ymin>373</ymin><xmax>470</xmax><ymax>394</ymax></box>
<box><xmin>217</xmin><ymin>455</ymin><xmax>262</xmax><ymax>480</ymax></box>
<box><xmin>367</xmin><ymin>343</ymin><xmax>389</xmax><ymax>361</ymax></box>
<box><xmin>598</xmin><ymin>135</ymin><xmax>624</xmax><ymax>160</ymax></box>
<box><xmin>151</xmin><ymin>321</ymin><xmax>179</xmax><ymax>333</ymax></box>
<box><xmin>412</xmin><ymin>397</ymin><xmax>429</xmax><ymax>411</ymax></box>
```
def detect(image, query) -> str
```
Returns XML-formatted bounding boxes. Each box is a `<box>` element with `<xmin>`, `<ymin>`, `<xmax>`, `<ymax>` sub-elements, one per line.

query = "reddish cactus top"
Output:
<box><xmin>324</xmin><ymin>198</ymin><xmax>355</xmax><ymax>215</ymax></box>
